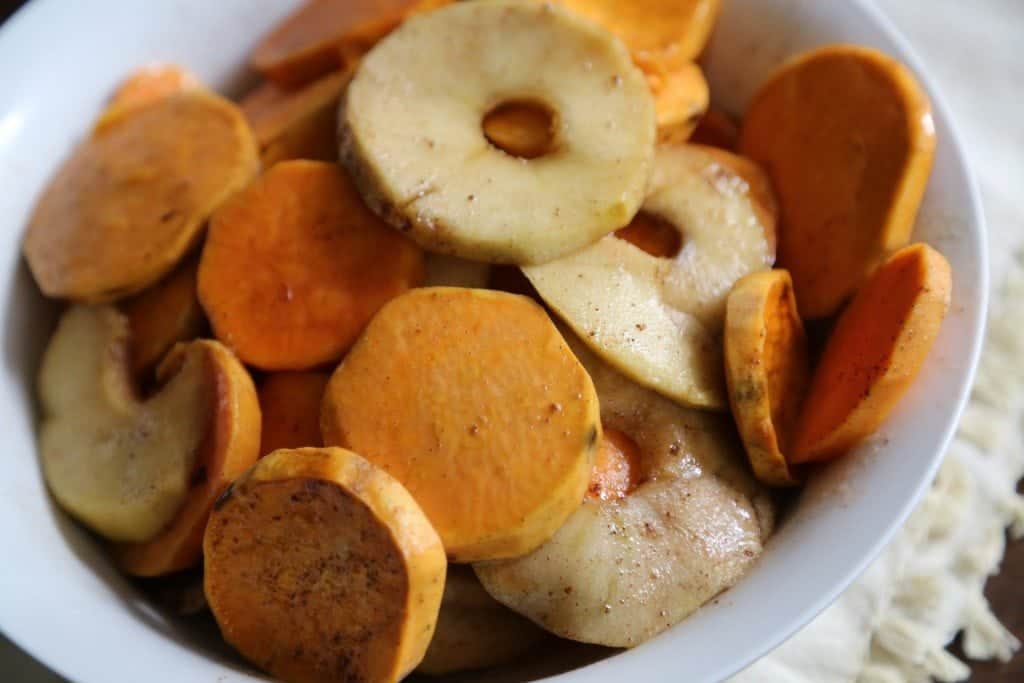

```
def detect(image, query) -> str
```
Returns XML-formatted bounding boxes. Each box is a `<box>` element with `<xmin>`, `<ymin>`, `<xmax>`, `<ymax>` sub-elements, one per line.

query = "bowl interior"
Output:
<box><xmin>0</xmin><ymin>1</ymin><xmax>986</xmax><ymax>682</ymax></box>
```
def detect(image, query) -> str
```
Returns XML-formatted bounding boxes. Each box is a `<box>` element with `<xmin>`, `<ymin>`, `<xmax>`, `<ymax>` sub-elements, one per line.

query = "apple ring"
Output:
<box><xmin>475</xmin><ymin>330</ymin><xmax>774</xmax><ymax>647</ymax></box>
<box><xmin>340</xmin><ymin>0</ymin><xmax>656</xmax><ymax>265</ymax></box>
<box><xmin>524</xmin><ymin>144</ymin><xmax>777</xmax><ymax>409</ymax></box>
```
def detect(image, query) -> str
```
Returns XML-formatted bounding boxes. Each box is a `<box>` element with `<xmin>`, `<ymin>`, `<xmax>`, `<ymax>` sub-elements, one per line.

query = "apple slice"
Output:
<box><xmin>418</xmin><ymin>566</ymin><xmax>548</xmax><ymax>676</ymax></box>
<box><xmin>524</xmin><ymin>144</ymin><xmax>777</xmax><ymax>410</ymax></box>
<box><xmin>38</xmin><ymin>305</ymin><xmax>260</xmax><ymax>556</ymax></box>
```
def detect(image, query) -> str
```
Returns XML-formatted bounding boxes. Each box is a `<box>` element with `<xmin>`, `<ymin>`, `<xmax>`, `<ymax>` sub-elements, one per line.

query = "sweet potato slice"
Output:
<box><xmin>724</xmin><ymin>270</ymin><xmax>808</xmax><ymax>486</ymax></box>
<box><xmin>258</xmin><ymin>372</ymin><xmax>329</xmax><ymax>456</ymax></box>
<box><xmin>418</xmin><ymin>566</ymin><xmax>548</xmax><ymax>676</ymax></box>
<box><xmin>95</xmin><ymin>63</ymin><xmax>203</xmax><ymax>131</ymax></box>
<box><xmin>198</xmin><ymin>160</ymin><xmax>424</xmax><ymax>370</ymax></box>
<box><xmin>113</xmin><ymin>340</ymin><xmax>261</xmax><ymax>576</ymax></box>
<box><xmin>651</xmin><ymin>62</ymin><xmax>709</xmax><ymax>143</ymax></box>
<box><xmin>557</xmin><ymin>0</ymin><xmax>720</xmax><ymax>72</ymax></box>
<box><xmin>791</xmin><ymin>244</ymin><xmax>952</xmax><ymax>463</ymax></box>
<box><xmin>321</xmin><ymin>287</ymin><xmax>600</xmax><ymax>562</ymax></box>
<box><xmin>204</xmin><ymin>447</ymin><xmax>446</xmax><ymax>683</ymax></box>
<box><xmin>740</xmin><ymin>45</ymin><xmax>936</xmax><ymax>319</ymax></box>
<box><xmin>240</xmin><ymin>69</ymin><xmax>351</xmax><ymax>166</ymax></box>
<box><xmin>690</xmin><ymin>108</ymin><xmax>739</xmax><ymax>150</ymax></box>
<box><xmin>24</xmin><ymin>92</ymin><xmax>259</xmax><ymax>303</ymax></box>
<box><xmin>120</xmin><ymin>253</ymin><xmax>205</xmax><ymax>381</ymax></box>
<box><xmin>250</xmin><ymin>0</ymin><xmax>449</xmax><ymax>88</ymax></box>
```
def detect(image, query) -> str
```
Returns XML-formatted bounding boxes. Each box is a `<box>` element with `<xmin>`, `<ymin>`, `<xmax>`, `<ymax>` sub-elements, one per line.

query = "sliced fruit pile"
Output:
<box><xmin>24</xmin><ymin>1</ymin><xmax>951</xmax><ymax>682</ymax></box>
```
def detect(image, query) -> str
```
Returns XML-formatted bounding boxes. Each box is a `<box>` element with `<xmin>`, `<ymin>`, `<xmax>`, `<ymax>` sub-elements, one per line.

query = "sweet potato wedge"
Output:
<box><xmin>198</xmin><ymin>160</ymin><xmax>424</xmax><ymax>370</ymax></box>
<box><xmin>791</xmin><ymin>244</ymin><xmax>952</xmax><ymax>463</ymax></box>
<box><xmin>724</xmin><ymin>270</ymin><xmax>808</xmax><ymax>486</ymax></box>
<box><xmin>740</xmin><ymin>45</ymin><xmax>936</xmax><ymax>319</ymax></box>
<box><xmin>240</xmin><ymin>69</ymin><xmax>351</xmax><ymax>166</ymax></box>
<box><xmin>258</xmin><ymin>372</ymin><xmax>329</xmax><ymax>457</ymax></box>
<box><xmin>250</xmin><ymin>0</ymin><xmax>449</xmax><ymax>87</ymax></box>
<box><xmin>113</xmin><ymin>339</ymin><xmax>261</xmax><ymax>576</ymax></box>
<box><xmin>204</xmin><ymin>447</ymin><xmax>446</xmax><ymax>683</ymax></box>
<box><xmin>24</xmin><ymin>92</ymin><xmax>259</xmax><ymax>303</ymax></box>
<box><xmin>120</xmin><ymin>253</ymin><xmax>205</xmax><ymax>381</ymax></box>
<box><xmin>321</xmin><ymin>287</ymin><xmax>600</xmax><ymax>562</ymax></box>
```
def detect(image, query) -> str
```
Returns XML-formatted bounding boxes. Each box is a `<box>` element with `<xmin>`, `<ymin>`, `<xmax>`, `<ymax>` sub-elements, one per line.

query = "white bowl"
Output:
<box><xmin>0</xmin><ymin>0</ymin><xmax>987</xmax><ymax>681</ymax></box>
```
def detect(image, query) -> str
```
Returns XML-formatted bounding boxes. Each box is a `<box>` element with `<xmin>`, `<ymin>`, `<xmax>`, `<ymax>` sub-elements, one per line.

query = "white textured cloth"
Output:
<box><xmin>733</xmin><ymin>1</ymin><xmax>1024</xmax><ymax>680</ymax></box>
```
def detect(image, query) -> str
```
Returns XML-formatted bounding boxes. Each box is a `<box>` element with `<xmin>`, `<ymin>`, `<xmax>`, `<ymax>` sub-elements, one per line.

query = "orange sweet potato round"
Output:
<box><xmin>740</xmin><ymin>45</ymin><xmax>936</xmax><ymax>319</ymax></box>
<box><xmin>24</xmin><ymin>92</ymin><xmax>259</xmax><ymax>303</ymax></box>
<box><xmin>204</xmin><ymin>447</ymin><xmax>446</xmax><ymax>683</ymax></box>
<box><xmin>251</xmin><ymin>0</ymin><xmax>449</xmax><ymax>87</ymax></box>
<box><xmin>558</xmin><ymin>0</ymin><xmax>721</xmax><ymax>73</ymax></box>
<box><xmin>94</xmin><ymin>63</ymin><xmax>203</xmax><ymax>131</ymax></box>
<box><xmin>321</xmin><ymin>287</ymin><xmax>600</xmax><ymax>563</ymax></box>
<box><xmin>198</xmin><ymin>160</ymin><xmax>424</xmax><ymax>371</ymax></box>
<box><xmin>724</xmin><ymin>270</ymin><xmax>808</xmax><ymax>486</ymax></box>
<box><xmin>791</xmin><ymin>243</ymin><xmax>952</xmax><ymax>463</ymax></box>
<box><xmin>240</xmin><ymin>69</ymin><xmax>351</xmax><ymax>166</ymax></box>
<box><xmin>120</xmin><ymin>253</ymin><xmax>205</xmax><ymax>381</ymax></box>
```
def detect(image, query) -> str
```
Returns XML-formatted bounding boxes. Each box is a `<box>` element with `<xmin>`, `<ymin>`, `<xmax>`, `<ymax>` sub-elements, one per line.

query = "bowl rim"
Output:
<box><xmin>0</xmin><ymin>0</ymin><xmax>989</xmax><ymax>681</ymax></box>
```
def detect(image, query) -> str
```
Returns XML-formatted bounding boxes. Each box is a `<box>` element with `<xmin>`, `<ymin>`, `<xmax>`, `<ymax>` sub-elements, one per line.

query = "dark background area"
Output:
<box><xmin>0</xmin><ymin>0</ymin><xmax>1020</xmax><ymax>680</ymax></box>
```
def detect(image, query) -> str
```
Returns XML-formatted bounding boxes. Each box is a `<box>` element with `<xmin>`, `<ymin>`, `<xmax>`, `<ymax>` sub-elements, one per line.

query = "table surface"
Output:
<box><xmin>0</xmin><ymin>0</ymin><xmax>1020</xmax><ymax>680</ymax></box>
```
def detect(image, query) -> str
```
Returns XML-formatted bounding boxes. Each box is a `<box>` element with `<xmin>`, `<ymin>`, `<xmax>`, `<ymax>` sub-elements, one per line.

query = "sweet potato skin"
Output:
<box><xmin>204</xmin><ymin>447</ymin><xmax>446</xmax><ymax>683</ymax></box>
<box><xmin>114</xmin><ymin>340</ymin><xmax>261</xmax><ymax>576</ymax></box>
<box><xmin>791</xmin><ymin>243</ymin><xmax>952</xmax><ymax>463</ymax></box>
<box><xmin>198</xmin><ymin>160</ymin><xmax>424</xmax><ymax>370</ymax></box>
<box><xmin>740</xmin><ymin>45</ymin><xmax>936</xmax><ymax>319</ymax></box>
<box><xmin>724</xmin><ymin>270</ymin><xmax>807</xmax><ymax>486</ymax></box>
